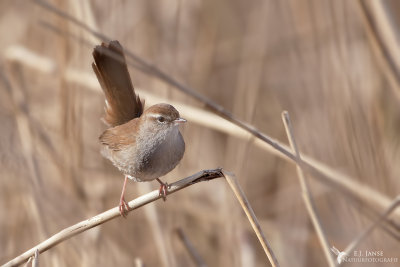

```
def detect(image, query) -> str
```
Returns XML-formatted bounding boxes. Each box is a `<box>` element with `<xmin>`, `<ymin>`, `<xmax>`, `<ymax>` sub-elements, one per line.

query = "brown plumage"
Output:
<box><xmin>99</xmin><ymin>121</ymin><xmax>138</xmax><ymax>151</ymax></box>
<box><xmin>92</xmin><ymin>40</ymin><xmax>144</xmax><ymax>127</ymax></box>
<box><xmin>93</xmin><ymin>41</ymin><xmax>186</xmax><ymax>217</ymax></box>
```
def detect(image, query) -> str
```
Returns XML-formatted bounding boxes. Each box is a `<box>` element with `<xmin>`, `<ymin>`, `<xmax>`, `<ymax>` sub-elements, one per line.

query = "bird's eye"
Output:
<box><xmin>157</xmin><ymin>116</ymin><xmax>165</xmax><ymax>123</ymax></box>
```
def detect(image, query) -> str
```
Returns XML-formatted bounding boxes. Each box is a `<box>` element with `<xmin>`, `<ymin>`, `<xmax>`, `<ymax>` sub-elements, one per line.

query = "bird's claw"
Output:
<box><xmin>159</xmin><ymin>182</ymin><xmax>169</xmax><ymax>201</ymax></box>
<box><xmin>119</xmin><ymin>197</ymin><xmax>129</xmax><ymax>217</ymax></box>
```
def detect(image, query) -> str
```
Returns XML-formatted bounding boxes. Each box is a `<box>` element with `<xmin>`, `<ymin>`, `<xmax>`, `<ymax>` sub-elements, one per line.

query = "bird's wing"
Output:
<box><xmin>92</xmin><ymin>40</ymin><xmax>144</xmax><ymax>127</ymax></box>
<box><xmin>99</xmin><ymin>119</ymin><xmax>138</xmax><ymax>151</ymax></box>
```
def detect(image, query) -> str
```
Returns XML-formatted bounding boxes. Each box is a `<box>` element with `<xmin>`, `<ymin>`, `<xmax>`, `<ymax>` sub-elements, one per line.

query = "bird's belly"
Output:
<box><xmin>106</xmin><ymin>131</ymin><xmax>185</xmax><ymax>182</ymax></box>
<box><xmin>135</xmin><ymin>132</ymin><xmax>185</xmax><ymax>181</ymax></box>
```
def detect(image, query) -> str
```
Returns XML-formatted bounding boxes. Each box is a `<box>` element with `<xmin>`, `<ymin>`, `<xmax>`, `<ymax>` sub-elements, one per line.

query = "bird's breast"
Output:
<box><xmin>128</xmin><ymin>127</ymin><xmax>185</xmax><ymax>181</ymax></box>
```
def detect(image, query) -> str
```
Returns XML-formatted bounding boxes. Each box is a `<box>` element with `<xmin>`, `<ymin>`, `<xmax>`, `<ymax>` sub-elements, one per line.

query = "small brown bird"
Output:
<box><xmin>92</xmin><ymin>41</ymin><xmax>186</xmax><ymax>217</ymax></box>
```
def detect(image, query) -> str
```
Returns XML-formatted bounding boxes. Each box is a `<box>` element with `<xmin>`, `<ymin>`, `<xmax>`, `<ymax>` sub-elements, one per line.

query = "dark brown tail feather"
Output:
<box><xmin>92</xmin><ymin>41</ymin><xmax>144</xmax><ymax>127</ymax></box>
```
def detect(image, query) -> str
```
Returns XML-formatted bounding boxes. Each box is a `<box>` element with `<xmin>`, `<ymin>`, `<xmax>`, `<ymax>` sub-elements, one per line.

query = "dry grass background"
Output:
<box><xmin>1</xmin><ymin>0</ymin><xmax>400</xmax><ymax>266</ymax></box>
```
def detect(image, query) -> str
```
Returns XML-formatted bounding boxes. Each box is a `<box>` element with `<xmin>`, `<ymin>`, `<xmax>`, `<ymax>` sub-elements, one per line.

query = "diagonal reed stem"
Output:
<box><xmin>3</xmin><ymin>169</ymin><xmax>279</xmax><ymax>267</ymax></box>
<box><xmin>2</xmin><ymin>169</ymin><xmax>223</xmax><ymax>267</ymax></box>
<box><xmin>282</xmin><ymin>111</ymin><xmax>336</xmax><ymax>267</ymax></box>
<box><xmin>223</xmin><ymin>171</ymin><xmax>280</xmax><ymax>267</ymax></box>
<box><xmin>341</xmin><ymin>196</ymin><xmax>400</xmax><ymax>265</ymax></box>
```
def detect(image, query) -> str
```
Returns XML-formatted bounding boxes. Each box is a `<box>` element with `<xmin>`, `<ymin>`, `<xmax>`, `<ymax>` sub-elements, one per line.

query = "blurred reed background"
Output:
<box><xmin>1</xmin><ymin>0</ymin><xmax>400</xmax><ymax>266</ymax></box>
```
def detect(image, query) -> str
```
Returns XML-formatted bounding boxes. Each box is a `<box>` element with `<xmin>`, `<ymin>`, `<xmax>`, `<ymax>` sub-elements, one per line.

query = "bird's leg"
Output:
<box><xmin>156</xmin><ymin>178</ymin><xmax>168</xmax><ymax>201</ymax></box>
<box><xmin>119</xmin><ymin>176</ymin><xmax>130</xmax><ymax>217</ymax></box>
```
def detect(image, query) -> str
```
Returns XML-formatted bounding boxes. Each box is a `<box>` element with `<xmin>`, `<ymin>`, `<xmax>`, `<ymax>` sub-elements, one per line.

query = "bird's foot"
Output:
<box><xmin>156</xmin><ymin>178</ymin><xmax>169</xmax><ymax>201</ymax></box>
<box><xmin>119</xmin><ymin>196</ymin><xmax>129</xmax><ymax>217</ymax></box>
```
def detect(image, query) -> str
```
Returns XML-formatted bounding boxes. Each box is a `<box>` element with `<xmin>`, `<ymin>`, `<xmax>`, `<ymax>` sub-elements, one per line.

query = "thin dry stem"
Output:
<box><xmin>223</xmin><ymin>171</ymin><xmax>280</xmax><ymax>267</ymax></box>
<box><xmin>3</xmin><ymin>168</ymin><xmax>279</xmax><ymax>267</ymax></box>
<box><xmin>340</xmin><ymin>196</ymin><xmax>400</xmax><ymax>265</ymax></box>
<box><xmin>2</xmin><ymin>169</ymin><xmax>223</xmax><ymax>267</ymax></box>
<box><xmin>23</xmin><ymin>258</ymin><xmax>31</xmax><ymax>267</ymax></box>
<box><xmin>137</xmin><ymin>183</ymin><xmax>176</xmax><ymax>267</ymax></box>
<box><xmin>357</xmin><ymin>0</ymin><xmax>400</xmax><ymax>99</ymax></box>
<box><xmin>176</xmin><ymin>228</ymin><xmax>207</xmax><ymax>267</ymax></box>
<box><xmin>23</xmin><ymin>250</ymin><xmax>38</xmax><ymax>267</ymax></box>
<box><xmin>282</xmin><ymin>111</ymin><xmax>336</xmax><ymax>267</ymax></box>
<box><xmin>32</xmin><ymin>251</ymin><xmax>38</xmax><ymax>267</ymax></box>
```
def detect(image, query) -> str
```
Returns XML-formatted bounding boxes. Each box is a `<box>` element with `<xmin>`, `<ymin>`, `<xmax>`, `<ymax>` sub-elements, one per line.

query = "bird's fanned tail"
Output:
<box><xmin>92</xmin><ymin>40</ymin><xmax>144</xmax><ymax>127</ymax></box>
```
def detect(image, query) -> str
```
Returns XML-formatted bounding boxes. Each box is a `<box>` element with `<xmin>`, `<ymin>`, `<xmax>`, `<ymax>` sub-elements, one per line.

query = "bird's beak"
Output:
<box><xmin>174</xmin><ymin>117</ymin><xmax>187</xmax><ymax>124</ymax></box>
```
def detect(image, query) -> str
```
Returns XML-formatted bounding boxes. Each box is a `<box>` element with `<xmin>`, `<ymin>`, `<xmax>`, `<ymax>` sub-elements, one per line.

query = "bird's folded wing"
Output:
<box><xmin>92</xmin><ymin>40</ymin><xmax>144</xmax><ymax>127</ymax></box>
<box><xmin>99</xmin><ymin>120</ymin><xmax>138</xmax><ymax>151</ymax></box>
